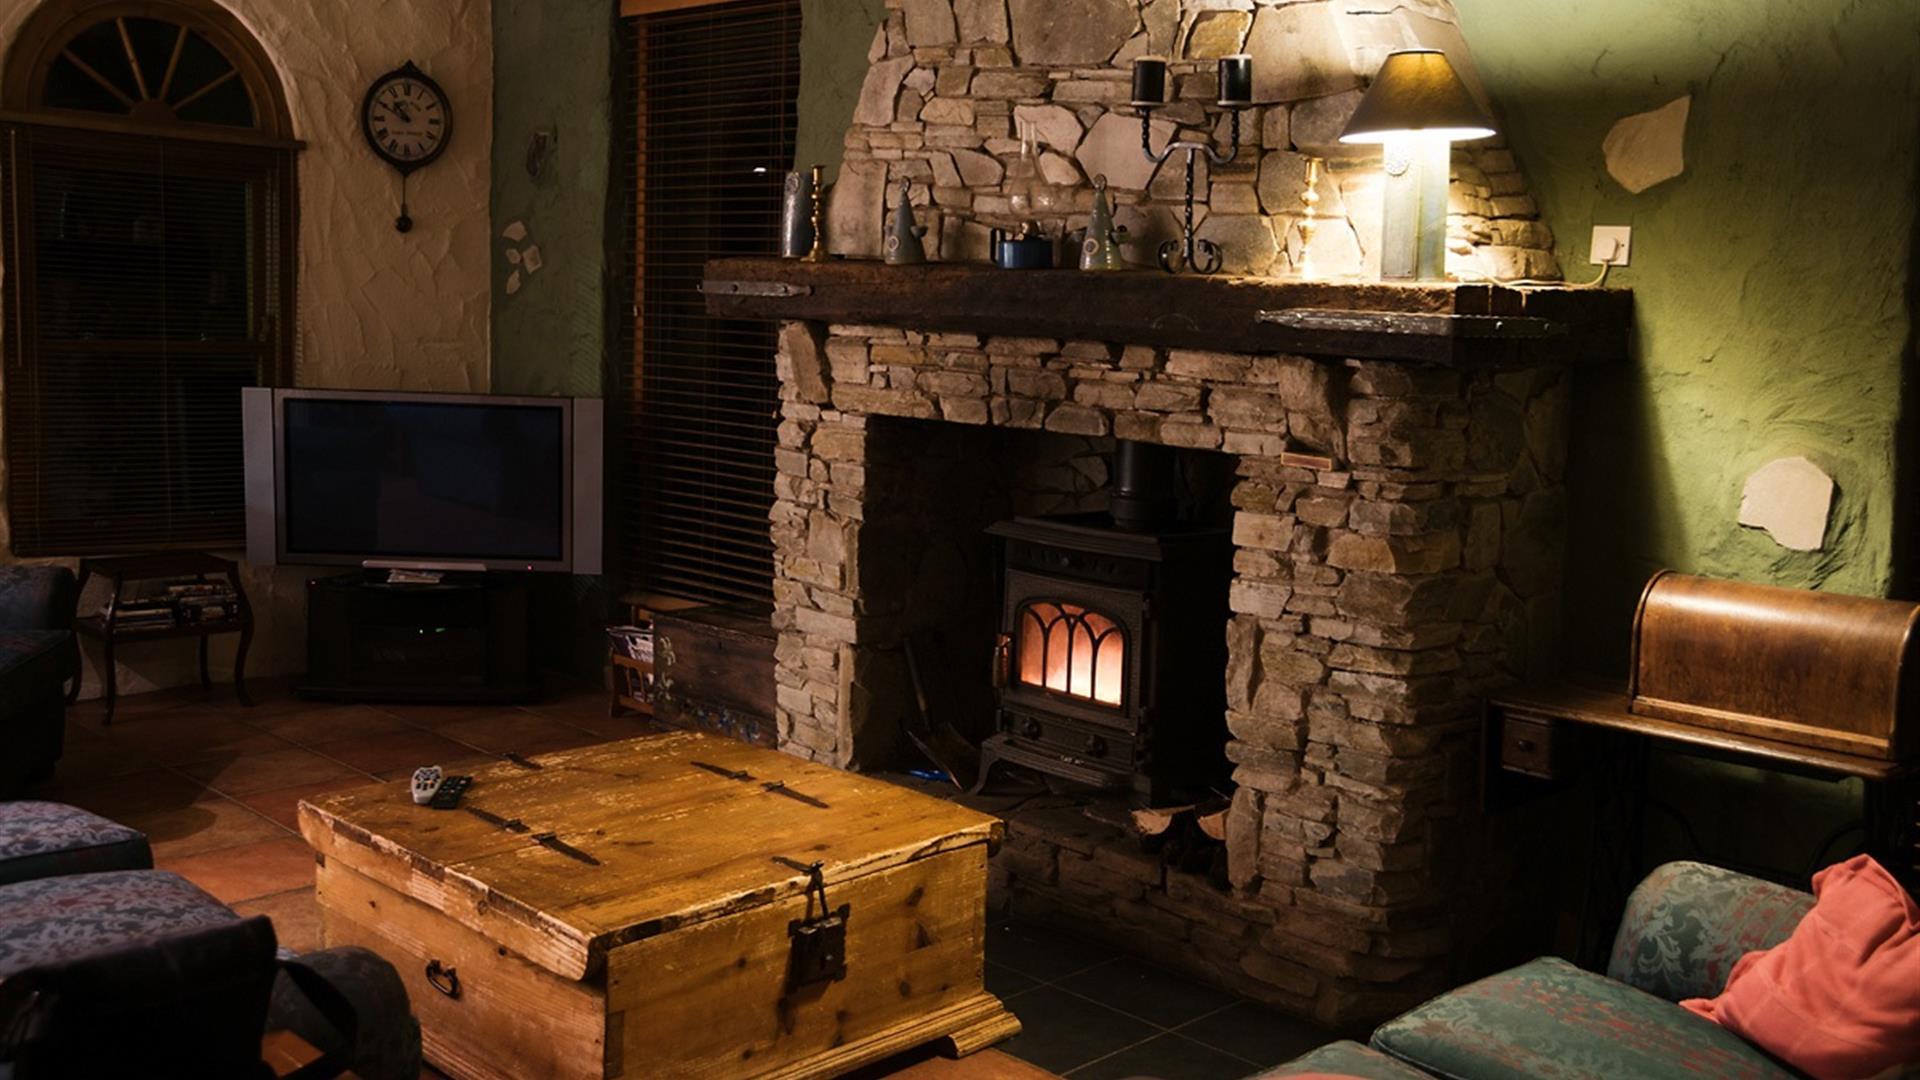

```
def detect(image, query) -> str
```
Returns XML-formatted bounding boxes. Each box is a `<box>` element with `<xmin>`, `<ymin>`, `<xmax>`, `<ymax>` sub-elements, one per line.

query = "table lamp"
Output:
<box><xmin>1337</xmin><ymin>49</ymin><xmax>1495</xmax><ymax>282</ymax></box>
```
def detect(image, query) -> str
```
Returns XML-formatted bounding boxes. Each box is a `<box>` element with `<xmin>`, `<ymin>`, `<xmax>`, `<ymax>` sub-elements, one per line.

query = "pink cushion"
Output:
<box><xmin>1681</xmin><ymin>855</ymin><xmax>1920</xmax><ymax>1079</ymax></box>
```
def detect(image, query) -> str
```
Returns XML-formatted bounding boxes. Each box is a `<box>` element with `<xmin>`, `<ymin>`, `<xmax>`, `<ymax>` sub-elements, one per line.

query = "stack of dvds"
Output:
<box><xmin>102</xmin><ymin>597</ymin><xmax>177</xmax><ymax>631</ymax></box>
<box><xmin>606</xmin><ymin>625</ymin><xmax>653</xmax><ymax>664</ymax></box>
<box><xmin>607</xmin><ymin>625</ymin><xmax>655</xmax><ymax>706</ymax></box>
<box><xmin>166</xmin><ymin>580</ymin><xmax>241</xmax><ymax>624</ymax></box>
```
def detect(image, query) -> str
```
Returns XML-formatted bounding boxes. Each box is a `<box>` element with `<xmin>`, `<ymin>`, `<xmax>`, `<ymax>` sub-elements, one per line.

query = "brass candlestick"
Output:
<box><xmin>802</xmin><ymin>164</ymin><xmax>831</xmax><ymax>263</ymax></box>
<box><xmin>1296</xmin><ymin>157</ymin><xmax>1322</xmax><ymax>277</ymax></box>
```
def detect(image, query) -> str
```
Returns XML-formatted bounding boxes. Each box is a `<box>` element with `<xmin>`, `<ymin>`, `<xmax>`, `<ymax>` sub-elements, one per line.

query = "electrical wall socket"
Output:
<box><xmin>1590</xmin><ymin>225</ymin><xmax>1632</xmax><ymax>266</ymax></box>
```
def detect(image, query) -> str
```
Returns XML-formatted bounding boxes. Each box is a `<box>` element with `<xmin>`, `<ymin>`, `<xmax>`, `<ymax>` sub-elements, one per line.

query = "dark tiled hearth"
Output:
<box><xmin>26</xmin><ymin>680</ymin><xmax>1332</xmax><ymax>1079</ymax></box>
<box><xmin>987</xmin><ymin>919</ymin><xmax>1333</xmax><ymax>1078</ymax></box>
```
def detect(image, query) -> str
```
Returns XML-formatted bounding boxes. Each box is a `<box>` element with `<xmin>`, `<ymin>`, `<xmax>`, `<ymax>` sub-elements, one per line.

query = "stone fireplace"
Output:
<box><xmin>701</xmin><ymin>0</ymin><xmax>1632</xmax><ymax>1031</ymax></box>
<box><xmin>706</xmin><ymin>259</ymin><xmax>1629</xmax><ymax>1026</ymax></box>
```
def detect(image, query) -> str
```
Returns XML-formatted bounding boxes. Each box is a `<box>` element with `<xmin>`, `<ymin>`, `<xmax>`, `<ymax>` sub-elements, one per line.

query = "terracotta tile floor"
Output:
<box><xmin>26</xmin><ymin>680</ymin><xmax>1320</xmax><ymax>1079</ymax></box>
<box><xmin>26</xmin><ymin>677</ymin><xmax>649</xmax><ymax>974</ymax></box>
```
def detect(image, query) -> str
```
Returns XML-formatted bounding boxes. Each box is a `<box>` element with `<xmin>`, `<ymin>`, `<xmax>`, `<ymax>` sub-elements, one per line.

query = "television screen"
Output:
<box><xmin>281</xmin><ymin>398</ymin><xmax>567</xmax><ymax>563</ymax></box>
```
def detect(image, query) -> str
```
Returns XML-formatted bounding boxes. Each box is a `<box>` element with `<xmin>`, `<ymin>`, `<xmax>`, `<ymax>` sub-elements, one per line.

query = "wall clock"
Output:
<box><xmin>360</xmin><ymin>61</ymin><xmax>452</xmax><ymax>232</ymax></box>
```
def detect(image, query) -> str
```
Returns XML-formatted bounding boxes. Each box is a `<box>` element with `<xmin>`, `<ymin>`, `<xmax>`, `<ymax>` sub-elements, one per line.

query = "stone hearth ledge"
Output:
<box><xmin>722</xmin><ymin>254</ymin><xmax>1631</xmax><ymax>1028</ymax></box>
<box><xmin>705</xmin><ymin>257</ymin><xmax>1632</xmax><ymax>368</ymax></box>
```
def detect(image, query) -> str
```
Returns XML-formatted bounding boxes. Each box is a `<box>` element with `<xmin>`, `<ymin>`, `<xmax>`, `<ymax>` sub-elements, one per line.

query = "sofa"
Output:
<box><xmin>0</xmin><ymin>567</ymin><xmax>79</xmax><ymax>795</ymax></box>
<box><xmin>1259</xmin><ymin>860</ymin><xmax>1849</xmax><ymax>1080</ymax></box>
<box><xmin>0</xmin><ymin>801</ymin><xmax>420</xmax><ymax>1078</ymax></box>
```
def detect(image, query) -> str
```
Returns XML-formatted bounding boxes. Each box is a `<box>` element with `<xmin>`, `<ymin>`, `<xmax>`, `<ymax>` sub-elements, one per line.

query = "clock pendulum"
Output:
<box><xmin>360</xmin><ymin>61</ymin><xmax>453</xmax><ymax>234</ymax></box>
<box><xmin>395</xmin><ymin>175</ymin><xmax>413</xmax><ymax>234</ymax></box>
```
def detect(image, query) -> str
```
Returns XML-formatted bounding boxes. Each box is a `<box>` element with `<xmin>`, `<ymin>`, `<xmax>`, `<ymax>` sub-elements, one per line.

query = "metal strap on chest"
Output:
<box><xmin>692</xmin><ymin>761</ymin><xmax>831</xmax><ymax>808</ymax></box>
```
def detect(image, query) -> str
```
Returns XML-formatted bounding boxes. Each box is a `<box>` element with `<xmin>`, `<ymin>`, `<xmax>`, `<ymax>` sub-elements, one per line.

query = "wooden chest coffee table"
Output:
<box><xmin>298</xmin><ymin>731</ymin><xmax>1018</xmax><ymax>1080</ymax></box>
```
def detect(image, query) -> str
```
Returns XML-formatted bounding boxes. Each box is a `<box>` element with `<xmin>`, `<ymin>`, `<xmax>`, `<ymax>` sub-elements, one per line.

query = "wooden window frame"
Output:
<box><xmin>1</xmin><ymin>0</ymin><xmax>296</xmax><ymax>146</ymax></box>
<box><xmin>618</xmin><ymin>0</ymin><xmax>732</xmax><ymax>17</ymax></box>
<box><xmin>1</xmin><ymin>0</ymin><xmax>298</xmax><ymax>555</ymax></box>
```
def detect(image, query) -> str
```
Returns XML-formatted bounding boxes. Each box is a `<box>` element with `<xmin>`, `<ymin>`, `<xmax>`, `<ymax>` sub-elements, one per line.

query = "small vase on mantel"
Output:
<box><xmin>1080</xmin><ymin>175</ymin><xmax>1128</xmax><ymax>272</ymax></box>
<box><xmin>885</xmin><ymin>181</ymin><xmax>928</xmax><ymax>265</ymax></box>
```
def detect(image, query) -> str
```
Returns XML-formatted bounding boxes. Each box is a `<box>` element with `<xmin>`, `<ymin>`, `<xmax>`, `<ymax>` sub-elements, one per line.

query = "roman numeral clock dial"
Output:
<box><xmin>361</xmin><ymin>61</ymin><xmax>453</xmax><ymax>233</ymax></box>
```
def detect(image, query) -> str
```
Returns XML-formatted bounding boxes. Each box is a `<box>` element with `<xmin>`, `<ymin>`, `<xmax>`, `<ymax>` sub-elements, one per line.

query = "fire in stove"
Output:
<box><xmin>1015</xmin><ymin>601</ymin><xmax>1125</xmax><ymax>706</ymax></box>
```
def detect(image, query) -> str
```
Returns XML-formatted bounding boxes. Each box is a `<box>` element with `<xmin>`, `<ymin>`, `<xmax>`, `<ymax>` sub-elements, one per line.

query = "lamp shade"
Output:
<box><xmin>1338</xmin><ymin>49</ymin><xmax>1495</xmax><ymax>144</ymax></box>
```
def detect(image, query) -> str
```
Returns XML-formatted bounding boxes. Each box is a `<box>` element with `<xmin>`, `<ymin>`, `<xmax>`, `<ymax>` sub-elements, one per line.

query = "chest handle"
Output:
<box><xmin>425</xmin><ymin>959</ymin><xmax>461</xmax><ymax>1000</ymax></box>
<box><xmin>784</xmin><ymin>860</ymin><xmax>850</xmax><ymax>994</ymax></box>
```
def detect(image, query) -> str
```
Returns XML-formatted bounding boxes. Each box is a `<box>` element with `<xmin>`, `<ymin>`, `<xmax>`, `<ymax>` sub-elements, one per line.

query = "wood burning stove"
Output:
<box><xmin>979</xmin><ymin>443</ymin><xmax>1231</xmax><ymax>805</ymax></box>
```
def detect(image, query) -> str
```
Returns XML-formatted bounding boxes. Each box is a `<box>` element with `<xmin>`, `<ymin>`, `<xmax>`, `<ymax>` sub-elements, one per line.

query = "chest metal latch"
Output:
<box><xmin>784</xmin><ymin>860</ymin><xmax>849</xmax><ymax>993</ymax></box>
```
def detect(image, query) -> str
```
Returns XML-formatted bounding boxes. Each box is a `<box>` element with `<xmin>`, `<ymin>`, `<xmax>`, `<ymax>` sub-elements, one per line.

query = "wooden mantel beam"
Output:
<box><xmin>702</xmin><ymin>258</ymin><xmax>1633</xmax><ymax>368</ymax></box>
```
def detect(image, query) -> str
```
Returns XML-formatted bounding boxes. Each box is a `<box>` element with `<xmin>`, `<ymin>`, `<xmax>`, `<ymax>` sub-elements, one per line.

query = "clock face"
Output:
<box><xmin>361</xmin><ymin>63</ymin><xmax>451</xmax><ymax>174</ymax></box>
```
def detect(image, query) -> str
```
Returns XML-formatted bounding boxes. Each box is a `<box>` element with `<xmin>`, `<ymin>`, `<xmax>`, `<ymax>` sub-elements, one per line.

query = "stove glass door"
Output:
<box><xmin>1014</xmin><ymin>600</ymin><xmax>1126</xmax><ymax>707</ymax></box>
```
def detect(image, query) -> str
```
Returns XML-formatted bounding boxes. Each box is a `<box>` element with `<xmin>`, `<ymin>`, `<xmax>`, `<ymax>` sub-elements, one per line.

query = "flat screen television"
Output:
<box><xmin>242</xmin><ymin>388</ymin><xmax>602</xmax><ymax>573</ymax></box>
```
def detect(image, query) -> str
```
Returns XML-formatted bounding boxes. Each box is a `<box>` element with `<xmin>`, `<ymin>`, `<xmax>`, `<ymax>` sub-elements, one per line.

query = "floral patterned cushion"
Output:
<box><xmin>1369</xmin><ymin>957</ymin><xmax>1799</xmax><ymax>1080</ymax></box>
<box><xmin>0</xmin><ymin>870</ymin><xmax>238</xmax><ymax>978</ymax></box>
<box><xmin>0</xmin><ymin>630</ymin><xmax>69</xmax><ymax>681</ymax></box>
<box><xmin>1255</xmin><ymin>1039</ymin><xmax>1436</xmax><ymax>1078</ymax></box>
<box><xmin>0</xmin><ymin>802</ymin><xmax>153</xmax><ymax>887</ymax></box>
<box><xmin>1607</xmin><ymin>860</ymin><xmax>1815</xmax><ymax>1003</ymax></box>
<box><xmin>0</xmin><ymin>866</ymin><xmax>422</xmax><ymax>1080</ymax></box>
<box><xmin>0</xmin><ymin>566</ymin><xmax>74</xmax><ymax>633</ymax></box>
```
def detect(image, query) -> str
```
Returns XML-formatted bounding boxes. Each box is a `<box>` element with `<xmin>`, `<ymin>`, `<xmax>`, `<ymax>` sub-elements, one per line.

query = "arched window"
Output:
<box><xmin>1</xmin><ymin>0</ymin><xmax>296</xmax><ymax>555</ymax></box>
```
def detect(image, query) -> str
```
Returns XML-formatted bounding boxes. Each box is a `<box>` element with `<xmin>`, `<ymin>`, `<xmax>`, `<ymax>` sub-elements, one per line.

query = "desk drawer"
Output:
<box><xmin>1500</xmin><ymin>713</ymin><xmax>1564</xmax><ymax>779</ymax></box>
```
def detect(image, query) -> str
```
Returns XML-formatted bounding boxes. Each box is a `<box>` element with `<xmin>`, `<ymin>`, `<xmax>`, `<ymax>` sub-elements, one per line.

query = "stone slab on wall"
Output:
<box><xmin>0</xmin><ymin>0</ymin><xmax>494</xmax><ymax>693</ymax></box>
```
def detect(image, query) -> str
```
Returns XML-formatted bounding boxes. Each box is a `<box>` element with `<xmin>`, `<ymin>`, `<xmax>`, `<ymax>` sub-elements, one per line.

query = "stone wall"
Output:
<box><xmin>828</xmin><ymin>0</ymin><xmax>1558</xmax><ymax>280</ymax></box>
<box><xmin>771</xmin><ymin>319</ymin><xmax>1569</xmax><ymax>1023</ymax></box>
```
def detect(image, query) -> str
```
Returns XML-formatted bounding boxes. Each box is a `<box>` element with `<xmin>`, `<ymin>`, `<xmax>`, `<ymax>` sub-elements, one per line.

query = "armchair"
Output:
<box><xmin>1257</xmin><ymin>862</ymin><xmax>1838</xmax><ymax>1080</ymax></box>
<box><xmin>0</xmin><ymin>565</ymin><xmax>79</xmax><ymax>794</ymax></box>
<box><xmin>1364</xmin><ymin>861</ymin><xmax>1821</xmax><ymax>1079</ymax></box>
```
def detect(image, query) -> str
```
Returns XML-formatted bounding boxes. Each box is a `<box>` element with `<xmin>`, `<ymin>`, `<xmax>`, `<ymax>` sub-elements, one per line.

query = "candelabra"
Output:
<box><xmin>1131</xmin><ymin>55</ymin><xmax>1254</xmax><ymax>275</ymax></box>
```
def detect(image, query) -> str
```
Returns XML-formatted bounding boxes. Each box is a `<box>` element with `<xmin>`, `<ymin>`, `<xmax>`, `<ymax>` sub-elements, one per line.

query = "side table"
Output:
<box><xmin>1485</xmin><ymin>681</ymin><xmax>1919</xmax><ymax>961</ymax></box>
<box><xmin>67</xmin><ymin>552</ymin><xmax>254</xmax><ymax>724</ymax></box>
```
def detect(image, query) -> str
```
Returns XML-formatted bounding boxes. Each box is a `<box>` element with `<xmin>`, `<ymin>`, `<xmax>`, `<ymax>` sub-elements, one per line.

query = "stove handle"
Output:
<box><xmin>991</xmin><ymin>633</ymin><xmax>1011</xmax><ymax>689</ymax></box>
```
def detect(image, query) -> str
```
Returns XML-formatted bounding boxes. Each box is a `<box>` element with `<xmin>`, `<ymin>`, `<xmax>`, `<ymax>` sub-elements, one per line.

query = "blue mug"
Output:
<box><xmin>990</xmin><ymin>227</ymin><xmax>1053</xmax><ymax>269</ymax></box>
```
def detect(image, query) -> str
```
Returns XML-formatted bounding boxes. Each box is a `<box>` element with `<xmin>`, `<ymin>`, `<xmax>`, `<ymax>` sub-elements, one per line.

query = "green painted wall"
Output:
<box><xmin>1454</xmin><ymin>0</ymin><xmax>1918</xmax><ymax>673</ymax></box>
<box><xmin>487</xmin><ymin>0</ymin><xmax>880</xmax><ymax>382</ymax></box>
<box><xmin>491</xmin><ymin>1</ymin><xmax>619</xmax><ymax>675</ymax></box>
<box><xmin>490</xmin><ymin>0</ymin><xmax>615</xmax><ymax>399</ymax></box>
<box><xmin>795</xmin><ymin>0</ymin><xmax>887</xmax><ymax>181</ymax></box>
<box><xmin>485</xmin><ymin>0</ymin><xmax>878</xmax><ymax>671</ymax></box>
<box><xmin>1455</xmin><ymin>0</ymin><xmax>1916</xmax><ymax>883</ymax></box>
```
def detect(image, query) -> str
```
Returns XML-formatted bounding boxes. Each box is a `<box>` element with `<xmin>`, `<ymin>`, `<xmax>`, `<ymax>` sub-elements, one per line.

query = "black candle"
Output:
<box><xmin>1217</xmin><ymin>54</ymin><xmax>1253</xmax><ymax>106</ymax></box>
<box><xmin>1131</xmin><ymin>57</ymin><xmax>1167</xmax><ymax>107</ymax></box>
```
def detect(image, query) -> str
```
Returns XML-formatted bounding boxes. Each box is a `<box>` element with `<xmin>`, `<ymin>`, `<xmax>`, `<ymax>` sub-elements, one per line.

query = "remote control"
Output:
<box><xmin>428</xmin><ymin>775</ymin><xmax>473</xmax><ymax>810</ymax></box>
<box><xmin>410</xmin><ymin>766</ymin><xmax>444</xmax><ymax>805</ymax></box>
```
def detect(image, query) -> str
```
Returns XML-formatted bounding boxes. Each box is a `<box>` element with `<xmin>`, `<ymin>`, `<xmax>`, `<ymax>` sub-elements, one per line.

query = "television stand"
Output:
<box><xmin>297</xmin><ymin>571</ymin><xmax>537</xmax><ymax>703</ymax></box>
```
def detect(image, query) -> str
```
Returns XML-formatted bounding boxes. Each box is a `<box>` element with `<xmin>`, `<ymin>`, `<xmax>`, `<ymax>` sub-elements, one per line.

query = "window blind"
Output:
<box><xmin>1</xmin><ymin>123</ymin><xmax>292</xmax><ymax>555</ymax></box>
<box><xmin>621</xmin><ymin>0</ymin><xmax>801</xmax><ymax>605</ymax></box>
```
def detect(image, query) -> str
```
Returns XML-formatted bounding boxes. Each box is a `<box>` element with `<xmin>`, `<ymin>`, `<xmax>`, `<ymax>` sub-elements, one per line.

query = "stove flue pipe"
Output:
<box><xmin>1110</xmin><ymin>439</ymin><xmax>1176</xmax><ymax>531</ymax></box>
